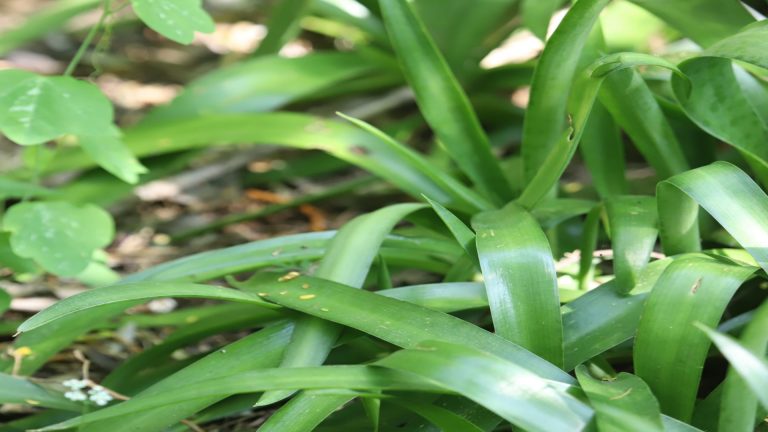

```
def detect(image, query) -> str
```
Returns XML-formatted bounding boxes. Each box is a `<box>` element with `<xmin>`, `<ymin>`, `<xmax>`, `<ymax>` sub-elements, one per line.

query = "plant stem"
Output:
<box><xmin>63</xmin><ymin>0</ymin><xmax>112</xmax><ymax>76</ymax></box>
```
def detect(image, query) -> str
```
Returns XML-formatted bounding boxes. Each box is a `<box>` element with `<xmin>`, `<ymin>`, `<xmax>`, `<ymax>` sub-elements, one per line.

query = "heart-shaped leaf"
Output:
<box><xmin>2</xmin><ymin>202</ymin><xmax>114</xmax><ymax>276</ymax></box>
<box><xmin>131</xmin><ymin>0</ymin><xmax>216</xmax><ymax>44</ymax></box>
<box><xmin>0</xmin><ymin>70</ymin><xmax>147</xmax><ymax>183</ymax></box>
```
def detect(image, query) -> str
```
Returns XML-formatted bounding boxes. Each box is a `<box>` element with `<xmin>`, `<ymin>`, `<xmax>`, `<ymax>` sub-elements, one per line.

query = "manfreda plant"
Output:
<box><xmin>1</xmin><ymin>0</ymin><xmax>768</xmax><ymax>431</ymax></box>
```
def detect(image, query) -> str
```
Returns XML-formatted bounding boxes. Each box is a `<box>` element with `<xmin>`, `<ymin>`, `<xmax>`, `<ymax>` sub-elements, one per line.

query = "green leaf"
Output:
<box><xmin>258</xmin><ymin>393</ymin><xmax>357</xmax><ymax>432</ymax></box>
<box><xmin>387</xmin><ymin>397</ymin><xmax>486</xmax><ymax>432</ymax></box>
<box><xmin>0</xmin><ymin>373</ymin><xmax>81</xmax><ymax>411</ymax></box>
<box><xmin>103</xmin><ymin>304</ymin><xmax>281</xmax><ymax>392</ymax></box>
<box><xmin>563</xmin><ymin>257</ymin><xmax>672</xmax><ymax>370</ymax></box>
<box><xmin>376</xmin><ymin>341</ymin><xmax>592</xmax><ymax>432</ymax></box>
<box><xmin>254</xmin><ymin>0</ymin><xmax>313</xmax><ymax>55</ymax></box>
<box><xmin>718</xmin><ymin>299</ymin><xmax>768</xmax><ymax>432</ymax></box>
<box><xmin>70</xmin><ymin>323</ymin><xmax>293</xmax><ymax>432</ymax></box>
<box><xmin>699</xmin><ymin>324</ymin><xmax>768</xmax><ymax>410</ymax></box>
<box><xmin>2</xmin><ymin>305</ymin><xmax>128</xmax><ymax>375</ymax></box>
<box><xmin>245</xmin><ymin>272</ymin><xmax>574</xmax><ymax>383</ymax></box>
<box><xmin>521</xmin><ymin>0</ymin><xmax>610</xmax><ymax>182</ymax></box>
<box><xmin>0</xmin><ymin>0</ymin><xmax>100</xmax><ymax>56</ymax></box>
<box><xmin>0</xmin><ymin>287</ymin><xmax>10</xmax><ymax>315</ymax></box>
<box><xmin>413</xmin><ymin>0</ymin><xmax>516</xmax><ymax>77</ymax></box>
<box><xmin>705</xmin><ymin>21</ymin><xmax>768</xmax><ymax>69</ymax></box>
<box><xmin>77</xmin><ymin>129</ymin><xmax>148</xmax><ymax>184</ymax></box>
<box><xmin>123</xmin><ymin>230</ymin><xmax>460</xmax><ymax>282</ymax></box>
<box><xmin>599</xmin><ymin>68</ymin><xmax>689</xmax><ymax>180</ymax></box>
<box><xmin>522</xmin><ymin>0</ymin><xmax>562</xmax><ymax>40</ymax></box>
<box><xmin>38</xmin><ymin>365</ymin><xmax>444</xmax><ymax>430</ymax></box>
<box><xmin>256</xmin><ymin>203</ymin><xmax>425</xmax><ymax>406</ymax></box>
<box><xmin>627</xmin><ymin>0</ymin><xmax>754</xmax><ymax>47</ymax></box>
<box><xmin>0</xmin><ymin>70</ymin><xmax>110</xmax><ymax>145</ymax></box>
<box><xmin>672</xmin><ymin>59</ymin><xmax>768</xmax><ymax>180</ymax></box>
<box><xmin>2</xmin><ymin>201</ymin><xmax>114</xmax><ymax>277</ymax></box>
<box><xmin>312</xmin><ymin>0</ymin><xmax>388</xmax><ymax>45</ymax></box>
<box><xmin>472</xmin><ymin>202</ymin><xmax>564</xmax><ymax>366</ymax></box>
<box><xmin>17</xmin><ymin>282</ymin><xmax>271</xmax><ymax>334</ymax></box>
<box><xmin>0</xmin><ymin>232</ymin><xmax>39</xmax><ymax>275</ymax></box>
<box><xmin>379</xmin><ymin>0</ymin><xmax>513</xmax><ymax>204</ymax></box>
<box><xmin>423</xmin><ymin>195</ymin><xmax>478</xmax><ymax>265</ymax></box>
<box><xmin>130</xmin><ymin>0</ymin><xmax>215</xmax><ymax>44</ymax></box>
<box><xmin>658</xmin><ymin>161</ymin><xmax>768</xmax><ymax>270</ymax></box>
<box><xmin>575</xmin><ymin>366</ymin><xmax>664</xmax><ymax>432</ymax></box>
<box><xmin>0</xmin><ymin>70</ymin><xmax>146</xmax><ymax>183</ymax></box>
<box><xmin>605</xmin><ymin>195</ymin><xmax>658</xmax><ymax>292</ymax></box>
<box><xmin>51</xmin><ymin>113</ymin><xmax>488</xmax><ymax>212</ymax></box>
<box><xmin>337</xmin><ymin>113</ymin><xmax>492</xmax><ymax>212</ymax></box>
<box><xmin>0</xmin><ymin>176</ymin><xmax>54</xmax><ymax>200</ymax></box>
<box><xmin>634</xmin><ymin>255</ymin><xmax>756</xmax><ymax>421</ymax></box>
<box><xmin>579</xmin><ymin>101</ymin><xmax>626</xmax><ymax>198</ymax></box>
<box><xmin>144</xmin><ymin>53</ymin><xmax>378</xmax><ymax>123</ymax></box>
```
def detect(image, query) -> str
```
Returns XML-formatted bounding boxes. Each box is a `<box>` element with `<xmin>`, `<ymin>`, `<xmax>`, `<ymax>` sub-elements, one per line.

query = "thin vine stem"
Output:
<box><xmin>63</xmin><ymin>0</ymin><xmax>113</xmax><ymax>76</ymax></box>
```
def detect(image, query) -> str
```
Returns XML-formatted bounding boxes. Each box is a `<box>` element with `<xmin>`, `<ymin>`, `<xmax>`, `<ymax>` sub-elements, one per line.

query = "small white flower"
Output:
<box><xmin>64</xmin><ymin>390</ymin><xmax>87</xmax><ymax>402</ymax></box>
<box><xmin>88</xmin><ymin>387</ymin><xmax>113</xmax><ymax>406</ymax></box>
<box><xmin>62</xmin><ymin>379</ymin><xmax>88</xmax><ymax>390</ymax></box>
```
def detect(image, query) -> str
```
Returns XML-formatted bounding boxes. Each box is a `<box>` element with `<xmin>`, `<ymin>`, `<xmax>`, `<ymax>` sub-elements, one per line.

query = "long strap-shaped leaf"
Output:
<box><xmin>579</xmin><ymin>101</ymin><xmax>627</xmax><ymax>198</ymax></box>
<box><xmin>718</xmin><ymin>299</ymin><xmax>768</xmax><ymax>432</ymax></box>
<box><xmin>563</xmin><ymin>257</ymin><xmax>672</xmax><ymax>370</ymax></box>
<box><xmin>658</xmin><ymin>161</ymin><xmax>768</xmax><ymax>270</ymax></box>
<box><xmin>123</xmin><ymin>230</ymin><xmax>460</xmax><ymax>283</ymax></box>
<box><xmin>248</xmin><ymin>272</ymin><xmax>574</xmax><ymax>383</ymax></box>
<box><xmin>575</xmin><ymin>366</ymin><xmax>665</xmax><ymax>432</ymax></box>
<box><xmin>80</xmin><ymin>323</ymin><xmax>293</xmax><ymax>432</ymax></box>
<box><xmin>36</xmin><ymin>365</ymin><xmax>444</xmax><ymax>431</ymax></box>
<box><xmin>378</xmin><ymin>0</ymin><xmax>513</xmax><ymax>204</ymax></box>
<box><xmin>670</xmin><ymin>23</ymin><xmax>768</xmax><ymax>182</ymax></box>
<box><xmin>472</xmin><ymin>202</ymin><xmax>563</xmax><ymax>366</ymax></box>
<box><xmin>253</xmin><ymin>0</ymin><xmax>312</xmax><ymax>55</ymax></box>
<box><xmin>376</xmin><ymin>341</ymin><xmax>592</xmax><ymax>432</ymax></box>
<box><xmin>605</xmin><ymin>195</ymin><xmax>659</xmax><ymax>293</ymax></box>
<box><xmin>0</xmin><ymin>373</ymin><xmax>81</xmax><ymax>411</ymax></box>
<box><xmin>699</xmin><ymin>324</ymin><xmax>768</xmax><ymax>413</ymax></box>
<box><xmin>521</xmin><ymin>0</ymin><xmax>611</xmax><ymax>182</ymax></box>
<box><xmin>633</xmin><ymin>255</ymin><xmax>757</xmax><ymax>421</ymax></box>
<box><xmin>599</xmin><ymin>68</ymin><xmax>690</xmax><ymax>179</ymax></box>
<box><xmin>16</xmin><ymin>283</ymin><xmax>273</xmax><ymax>334</ymax></box>
<box><xmin>2</xmin><ymin>231</ymin><xmax>459</xmax><ymax>375</ymax></box>
<box><xmin>49</xmin><ymin>113</ymin><xmax>489</xmax><ymax>213</ymax></box>
<box><xmin>627</xmin><ymin>0</ymin><xmax>754</xmax><ymax>47</ymax></box>
<box><xmin>255</xmin><ymin>203</ymin><xmax>425</xmax><ymax>408</ymax></box>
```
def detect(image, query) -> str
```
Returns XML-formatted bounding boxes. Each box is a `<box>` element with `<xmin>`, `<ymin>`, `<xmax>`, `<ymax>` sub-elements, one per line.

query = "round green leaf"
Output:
<box><xmin>131</xmin><ymin>0</ymin><xmax>216</xmax><ymax>44</ymax></box>
<box><xmin>2</xmin><ymin>202</ymin><xmax>114</xmax><ymax>276</ymax></box>
<box><xmin>0</xmin><ymin>70</ymin><xmax>147</xmax><ymax>183</ymax></box>
<box><xmin>0</xmin><ymin>70</ymin><xmax>111</xmax><ymax>145</ymax></box>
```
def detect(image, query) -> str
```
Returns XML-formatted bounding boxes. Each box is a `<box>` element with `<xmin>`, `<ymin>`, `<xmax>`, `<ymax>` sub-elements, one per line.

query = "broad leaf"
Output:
<box><xmin>575</xmin><ymin>366</ymin><xmax>664</xmax><ymax>432</ymax></box>
<box><xmin>2</xmin><ymin>201</ymin><xmax>114</xmax><ymax>276</ymax></box>
<box><xmin>473</xmin><ymin>202</ymin><xmax>563</xmax><ymax>366</ymax></box>
<box><xmin>130</xmin><ymin>0</ymin><xmax>215</xmax><ymax>44</ymax></box>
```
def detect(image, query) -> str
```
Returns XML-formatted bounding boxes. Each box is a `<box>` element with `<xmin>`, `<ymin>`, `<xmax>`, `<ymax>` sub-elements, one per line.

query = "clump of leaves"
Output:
<box><xmin>1</xmin><ymin>0</ymin><xmax>768</xmax><ymax>431</ymax></box>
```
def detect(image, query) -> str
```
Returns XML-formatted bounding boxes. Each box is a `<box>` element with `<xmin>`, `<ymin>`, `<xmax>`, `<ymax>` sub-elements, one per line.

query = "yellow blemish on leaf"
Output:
<box><xmin>320</xmin><ymin>307</ymin><xmax>330</xmax><ymax>312</ymax></box>
<box><xmin>25</xmin><ymin>399</ymin><xmax>40</xmax><ymax>405</ymax></box>
<box><xmin>185</xmin><ymin>316</ymin><xmax>199</xmax><ymax>323</ymax></box>
<box><xmin>609</xmin><ymin>388</ymin><xmax>633</xmax><ymax>400</ymax></box>
<box><xmin>299</xmin><ymin>294</ymin><xmax>316</xmax><ymax>300</ymax></box>
<box><xmin>257</xmin><ymin>292</ymin><xmax>269</xmax><ymax>297</ymax></box>
<box><xmin>278</xmin><ymin>271</ymin><xmax>301</xmax><ymax>282</ymax></box>
<box><xmin>279</xmin><ymin>291</ymin><xmax>288</xmax><ymax>295</ymax></box>
<box><xmin>14</xmin><ymin>347</ymin><xmax>32</xmax><ymax>357</ymax></box>
<box><xmin>301</xmin><ymin>283</ymin><xmax>310</xmax><ymax>289</ymax></box>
